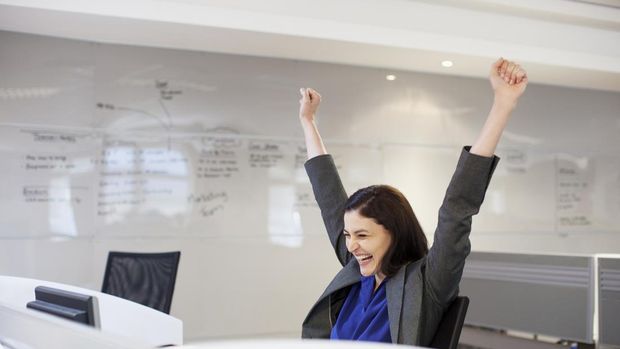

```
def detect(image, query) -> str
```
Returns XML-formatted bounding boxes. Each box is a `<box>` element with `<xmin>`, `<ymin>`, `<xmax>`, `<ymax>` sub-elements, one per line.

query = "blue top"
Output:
<box><xmin>330</xmin><ymin>275</ymin><xmax>391</xmax><ymax>343</ymax></box>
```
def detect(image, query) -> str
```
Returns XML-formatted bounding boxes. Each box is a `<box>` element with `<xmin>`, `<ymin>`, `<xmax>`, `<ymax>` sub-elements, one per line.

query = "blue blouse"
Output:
<box><xmin>330</xmin><ymin>275</ymin><xmax>391</xmax><ymax>343</ymax></box>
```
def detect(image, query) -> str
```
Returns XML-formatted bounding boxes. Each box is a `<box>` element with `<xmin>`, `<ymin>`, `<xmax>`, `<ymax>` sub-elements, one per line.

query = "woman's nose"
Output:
<box><xmin>347</xmin><ymin>237</ymin><xmax>359</xmax><ymax>252</ymax></box>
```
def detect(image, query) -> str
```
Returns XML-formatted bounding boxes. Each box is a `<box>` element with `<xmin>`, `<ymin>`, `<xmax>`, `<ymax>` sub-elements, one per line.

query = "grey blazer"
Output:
<box><xmin>301</xmin><ymin>146</ymin><xmax>499</xmax><ymax>346</ymax></box>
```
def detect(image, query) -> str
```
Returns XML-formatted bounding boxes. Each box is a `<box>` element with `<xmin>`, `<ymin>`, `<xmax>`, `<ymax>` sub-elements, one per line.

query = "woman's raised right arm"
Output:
<box><xmin>300</xmin><ymin>88</ymin><xmax>350</xmax><ymax>266</ymax></box>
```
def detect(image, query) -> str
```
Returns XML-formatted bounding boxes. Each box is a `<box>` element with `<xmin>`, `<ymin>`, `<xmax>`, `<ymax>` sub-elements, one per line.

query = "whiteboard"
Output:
<box><xmin>0</xmin><ymin>125</ymin><xmax>99</xmax><ymax>237</ymax></box>
<box><xmin>0</xmin><ymin>122</ymin><xmax>384</xmax><ymax>240</ymax></box>
<box><xmin>1</xmin><ymin>30</ymin><xmax>619</xmax><ymax>238</ymax></box>
<box><xmin>3</xmin><ymin>122</ymin><xmax>618</xmax><ymax>239</ymax></box>
<box><xmin>0</xmin><ymin>31</ymin><xmax>95</xmax><ymax>127</ymax></box>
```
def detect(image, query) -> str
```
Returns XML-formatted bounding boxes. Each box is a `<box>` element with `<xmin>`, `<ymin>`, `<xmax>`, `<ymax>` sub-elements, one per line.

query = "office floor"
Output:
<box><xmin>459</xmin><ymin>327</ymin><xmax>597</xmax><ymax>349</ymax></box>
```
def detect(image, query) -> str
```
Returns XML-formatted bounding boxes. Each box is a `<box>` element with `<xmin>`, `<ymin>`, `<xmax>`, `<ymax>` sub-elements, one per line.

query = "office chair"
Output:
<box><xmin>101</xmin><ymin>251</ymin><xmax>181</xmax><ymax>314</ymax></box>
<box><xmin>429</xmin><ymin>296</ymin><xmax>470</xmax><ymax>349</ymax></box>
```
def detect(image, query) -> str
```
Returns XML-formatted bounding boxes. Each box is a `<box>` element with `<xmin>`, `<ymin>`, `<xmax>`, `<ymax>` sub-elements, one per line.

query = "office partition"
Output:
<box><xmin>460</xmin><ymin>252</ymin><xmax>594</xmax><ymax>343</ymax></box>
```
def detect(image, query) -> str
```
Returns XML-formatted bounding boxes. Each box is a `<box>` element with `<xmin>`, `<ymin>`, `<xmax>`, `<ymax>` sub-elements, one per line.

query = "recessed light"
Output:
<box><xmin>386</xmin><ymin>74</ymin><xmax>396</xmax><ymax>81</ymax></box>
<box><xmin>441</xmin><ymin>60</ymin><xmax>453</xmax><ymax>68</ymax></box>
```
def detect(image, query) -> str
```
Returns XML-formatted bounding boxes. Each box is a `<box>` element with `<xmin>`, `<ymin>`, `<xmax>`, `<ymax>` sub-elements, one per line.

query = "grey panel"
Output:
<box><xmin>599</xmin><ymin>258</ymin><xmax>620</xmax><ymax>346</ymax></box>
<box><xmin>460</xmin><ymin>252</ymin><xmax>594</xmax><ymax>343</ymax></box>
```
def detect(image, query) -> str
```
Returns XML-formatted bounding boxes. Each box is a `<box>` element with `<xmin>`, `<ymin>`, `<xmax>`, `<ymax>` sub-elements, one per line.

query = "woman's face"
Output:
<box><xmin>343</xmin><ymin>209</ymin><xmax>392</xmax><ymax>278</ymax></box>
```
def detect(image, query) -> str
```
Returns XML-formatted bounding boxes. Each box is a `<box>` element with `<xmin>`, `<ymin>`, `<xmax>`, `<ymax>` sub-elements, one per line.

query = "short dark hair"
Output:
<box><xmin>345</xmin><ymin>184</ymin><xmax>428</xmax><ymax>277</ymax></box>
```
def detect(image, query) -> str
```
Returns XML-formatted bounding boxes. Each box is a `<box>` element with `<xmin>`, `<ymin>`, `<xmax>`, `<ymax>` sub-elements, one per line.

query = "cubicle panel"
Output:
<box><xmin>598</xmin><ymin>257</ymin><xmax>620</xmax><ymax>347</ymax></box>
<box><xmin>460</xmin><ymin>252</ymin><xmax>594</xmax><ymax>343</ymax></box>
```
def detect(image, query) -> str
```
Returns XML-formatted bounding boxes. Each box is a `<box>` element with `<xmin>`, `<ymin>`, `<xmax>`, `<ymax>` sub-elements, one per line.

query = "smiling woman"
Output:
<box><xmin>297</xmin><ymin>58</ymin><xmax>528</xmax><ymax>346</ymax></box>
<box><xmin>344</xmin><ymin>185</ymin><xmax>426</xmax><ymax>286</ymax></box>
<box><xmin>343</xmin><ymin>208</ymin><xmax>393</xmax><ymax>281</ymax></box>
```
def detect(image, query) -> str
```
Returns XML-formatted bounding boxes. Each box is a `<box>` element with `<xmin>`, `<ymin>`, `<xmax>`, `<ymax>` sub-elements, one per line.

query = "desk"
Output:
<box><xmin>0</xmin><ymin>275</ymin><xmax>182</xmax><ymax>348</ymax></box>
<box><xmin>0</xmin><ymin>302</ymin><xmax>149</xmax><ymax>349</ymax></box>
<box><xmin>180</xmin><ymin>339</ymin><xmax>425</xmax><ymax>348</ymax></box>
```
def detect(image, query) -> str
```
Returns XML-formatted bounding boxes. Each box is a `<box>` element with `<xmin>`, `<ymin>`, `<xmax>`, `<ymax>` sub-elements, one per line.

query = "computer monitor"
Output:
<box><xmin>26</xmin><ymin>285</ymin><xmax>98</xmax><ymax>327</ymax></box>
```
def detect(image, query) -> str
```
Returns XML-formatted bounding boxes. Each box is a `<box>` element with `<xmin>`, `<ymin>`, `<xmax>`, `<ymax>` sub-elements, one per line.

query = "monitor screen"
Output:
<box><xmin>26</xmin><ymin>285</ymin><xmax>97</xmax><ymax>327</ymax></box>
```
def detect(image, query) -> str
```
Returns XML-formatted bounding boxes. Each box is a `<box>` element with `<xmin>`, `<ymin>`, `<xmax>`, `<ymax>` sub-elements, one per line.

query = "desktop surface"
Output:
<box><xmin>181</xmin><ymin>339</ymin><xmax>426</xmax><ymax>348</ymax></box>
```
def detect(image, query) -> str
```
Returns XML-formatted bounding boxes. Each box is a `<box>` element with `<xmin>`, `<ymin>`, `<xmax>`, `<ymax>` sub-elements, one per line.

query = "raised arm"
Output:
<box><xmin>470</xmin><ymin>58</ymin><xmax>528</xmax><ymax>156</ymax></box>
<box><xmin>299</xmin><ymin>88</ymin><xmax>327</xmax><ymax>159</ymax></box>
<box><xmin>300</xmin><ymin>88</ymin><xmax>350</xmax><ymax>265</ymax></box>
<box><xmin>425</xmin><ymin>58</ymin><xmax>526</xmax><ymax>306</ymax></box>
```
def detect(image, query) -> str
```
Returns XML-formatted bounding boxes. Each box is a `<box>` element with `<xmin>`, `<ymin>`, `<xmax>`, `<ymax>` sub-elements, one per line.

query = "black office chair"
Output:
<box><xmin>429</xmin><ymin>296</ymin><xmax>470</xmax><ymax>349</ymax></box>
<box><xmin>101</xmin><ymin>251</ymin><xmax>181</xmax><ymax>314</ymax></box>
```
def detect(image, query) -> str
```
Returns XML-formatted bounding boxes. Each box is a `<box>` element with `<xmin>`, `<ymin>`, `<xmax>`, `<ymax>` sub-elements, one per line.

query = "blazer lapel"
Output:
<box><xmin>386</xmin><ymin>265</ymin><xmax>407</xmax><ymax>343</ymax></box>
<box><xmin>387</xmin><ymin>258</ymin><xmax>426</xmax><ymax>344</ymax></box>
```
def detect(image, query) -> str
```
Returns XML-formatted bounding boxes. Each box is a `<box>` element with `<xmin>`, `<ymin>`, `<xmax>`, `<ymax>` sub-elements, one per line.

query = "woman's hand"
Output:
<box><xmin>298</xmin><ymin>87</ymin><xmax>327</xmax><ymax>159</ymax></box>
<box><xmin>489</xmin><ymin>58</ymin><xmax>528</xmax><ymax>108</ymax></box>
<box><xmin>299</xmin><ymin>88</ymin><xmax>321</xmax><ymax>124</ymax></box>
<box><xmin>470</xmin><ymin>58</ymin><xmax>528</xmax><ymax>157</ymax></box>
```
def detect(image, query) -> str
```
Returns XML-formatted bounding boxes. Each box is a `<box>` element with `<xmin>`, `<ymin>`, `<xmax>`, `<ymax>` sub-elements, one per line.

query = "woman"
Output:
<box><xmin>299</xmin><ymin>58</ymin><xmax>527</xmax><ymax>346</ymax></box>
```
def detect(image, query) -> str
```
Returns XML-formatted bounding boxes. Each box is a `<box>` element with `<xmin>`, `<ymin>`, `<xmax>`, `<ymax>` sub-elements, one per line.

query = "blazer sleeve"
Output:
<box><xmin>425</xmin><ymin>146</ymin><xmax>499</xmax><ymax>305</ymax></box>
<box><xmin>304</xmin><ymin>154</ymin><xmax>351</xmax><ymax>266</ymax></box>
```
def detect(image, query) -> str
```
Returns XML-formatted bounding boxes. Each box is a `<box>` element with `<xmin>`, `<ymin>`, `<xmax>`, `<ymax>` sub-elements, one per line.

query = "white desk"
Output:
<box><xmin>0</xmin><ymin>302</ymin><xmax>149</xmax><ymax>349</ymax></box>
<box><xmin>0</xmin><ymin>275</ymin><xmax>182</xmax><ymax>348</ymax></box>
<box><xmin>181</xmin><ymin>339</ymin><xmax>426</xmax><ymax>348</ymax></box>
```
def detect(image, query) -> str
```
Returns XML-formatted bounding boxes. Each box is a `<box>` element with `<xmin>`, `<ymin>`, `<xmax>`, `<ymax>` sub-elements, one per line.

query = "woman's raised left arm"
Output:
<box><xmin>425</xmin><ymin>58</ymin><xmax>527</xmax><ymax>306</ymax></box>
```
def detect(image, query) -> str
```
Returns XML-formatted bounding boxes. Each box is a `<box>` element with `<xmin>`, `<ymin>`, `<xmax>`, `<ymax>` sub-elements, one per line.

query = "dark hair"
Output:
<box><xmin>345</xmin><ymin>185</ymin><xmax>428</xmax><ymax>277</ymax></box>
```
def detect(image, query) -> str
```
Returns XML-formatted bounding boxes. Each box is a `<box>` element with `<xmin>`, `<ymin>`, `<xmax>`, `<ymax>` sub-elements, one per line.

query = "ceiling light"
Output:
<box><xmin>441</xmin><ymin>60</ymin><xmax>453</xmax><ymax>68</ymax></box>
<box><xmin>385</xmin><ymin>74</ymin><xmax>396</xmax><ymax>81</ymax></box>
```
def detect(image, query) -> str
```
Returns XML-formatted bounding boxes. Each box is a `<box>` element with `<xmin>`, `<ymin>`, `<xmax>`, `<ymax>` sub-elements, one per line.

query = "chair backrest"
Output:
<box><xmin>429</xmin><ymin>296</ymin><xmax>469</xmax><ymax>349</ymax></box>
<box><xmin>101</xmin><ymin>251</ymin><xmax>181</xmax><ymax>314</ymax></box>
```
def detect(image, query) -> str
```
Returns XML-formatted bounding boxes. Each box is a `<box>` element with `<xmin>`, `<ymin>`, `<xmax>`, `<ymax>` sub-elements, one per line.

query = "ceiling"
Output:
<box><xmin>1</xmin><ymin>0</ymin><xmax>619</xmax><ymax>92</ymax></box>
